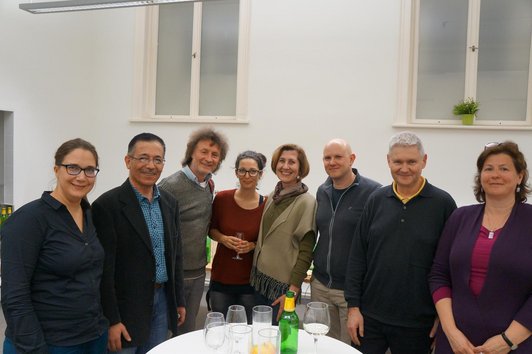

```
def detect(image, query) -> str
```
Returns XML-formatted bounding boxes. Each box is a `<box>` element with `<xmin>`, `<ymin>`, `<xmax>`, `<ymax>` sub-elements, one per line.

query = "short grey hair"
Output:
<box><xmin>388</xmin><ymin>131</ymin><xmax>425</xmax><ymax>156</ymax></box>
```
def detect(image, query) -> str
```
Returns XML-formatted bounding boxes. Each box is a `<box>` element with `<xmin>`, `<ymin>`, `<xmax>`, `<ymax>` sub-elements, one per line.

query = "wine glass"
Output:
<box><xmin>226</xmin><ymin>305</ymin><xmax>247</xmax><ymax>325</ymax></box>
<box><xmin>229</xmin><ymin>324</ymin><xmax>252</xmax><ymax>354</ymax></box>
<box><xmin>205</xmin><ymin>311</ymin><xmax>225</xmax><ymax>329</ymax></box>
<box><xmin>232</xmin><ymin>232</ymin><xmax>244</xmax><ymax>260</ymax></box>
<box><xmin>204</xmin><ymin>322</ymin><xmax>226</xmax><ymax>352</ymax></box>
<box><xmin>303</xmin><ymin>302</ymin><xmax>330</xmax><ymax>354</ymax></box>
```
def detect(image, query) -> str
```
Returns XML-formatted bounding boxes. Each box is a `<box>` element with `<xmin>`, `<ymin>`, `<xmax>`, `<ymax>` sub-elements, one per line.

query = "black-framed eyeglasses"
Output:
<box><xmin>59</xmin><ymin>164</ymin><xmax>99</xmax><ymax>177</ymax></box>
<box><xmin>236</xmin><ymin>168</ymin><xmax>261</xmax><ymax>177</ymax></box>
<box><xmin>484</xmin><ymin>142</ymin><xmax>501</xmax><ymax>150</ymax></box>
<box><xmin>129</xmin><ymin>156</ymin><xmax>165</xmax><ymax>165</ymax></box>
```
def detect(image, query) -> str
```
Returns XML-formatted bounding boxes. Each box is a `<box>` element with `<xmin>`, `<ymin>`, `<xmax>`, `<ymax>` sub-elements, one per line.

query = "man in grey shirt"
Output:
<box><xmin>159</xmin><ymin>127</ymin><xmax>228</xmax><ymax>334</ymax></box>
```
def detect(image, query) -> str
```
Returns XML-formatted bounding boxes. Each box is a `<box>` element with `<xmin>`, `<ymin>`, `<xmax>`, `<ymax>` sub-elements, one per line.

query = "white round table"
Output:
<box><xmin>148</xmin><ymin>328</ymin><xmax>361</xmax><ymax>354</ymax></box>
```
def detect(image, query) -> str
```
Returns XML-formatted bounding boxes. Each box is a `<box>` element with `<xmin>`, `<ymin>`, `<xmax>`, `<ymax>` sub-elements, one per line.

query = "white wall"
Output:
<box><xmin>1</xmin><ymin>0</ymin><xmax>531</xmax><ymax>209</ymax></box>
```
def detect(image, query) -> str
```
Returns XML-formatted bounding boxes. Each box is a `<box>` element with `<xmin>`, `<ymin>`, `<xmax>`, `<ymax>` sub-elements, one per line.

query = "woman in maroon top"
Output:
<box><xmin>208</xmin><ymin>150</ymin><xmax>267</xmax><ymax>322</ymax></box>
<box><xmin>429</xmin><ymin>141</ymin><xmax>532</xmax><ymax>354</ymax></box>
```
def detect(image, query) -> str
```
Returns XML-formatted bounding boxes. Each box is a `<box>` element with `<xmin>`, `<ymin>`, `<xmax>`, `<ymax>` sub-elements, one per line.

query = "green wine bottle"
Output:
<box><xmin>280</xmin><ymin>291</ymin><xmax>298</xmax><ymax>354</ymax></box>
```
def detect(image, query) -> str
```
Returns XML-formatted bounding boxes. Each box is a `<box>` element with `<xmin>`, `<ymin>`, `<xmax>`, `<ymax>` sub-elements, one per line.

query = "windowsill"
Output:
<box><xmin>130</xmin><ymin>116</ymin><xmax>250</xmax><ymax>124</ymax></box>
<box><xmin>393</xmin><ymin>122</ymin><xmax>532</xmax><ymax>131</ymax></box>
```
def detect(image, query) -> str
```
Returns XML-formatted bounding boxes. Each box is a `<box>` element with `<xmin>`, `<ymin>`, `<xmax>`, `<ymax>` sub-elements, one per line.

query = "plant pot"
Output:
<box><xmin>461</xmin><ymin>114</ymin><xmax>474</xmax><ymax>125</ymax></box>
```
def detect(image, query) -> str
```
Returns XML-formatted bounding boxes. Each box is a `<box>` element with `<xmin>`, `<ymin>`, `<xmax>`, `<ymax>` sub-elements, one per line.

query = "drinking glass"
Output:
<box><xmin>229</xmin><ymin>324</ymin><xmax>252</xmax><ymax>354</ymax></box>
<box><xmin>232</xmin><ymin>232</ymin><xmax>244</xmax><ymax>260</ymax></box>
<box><xmin>205</xmin><ymin>311</ymin><xmax>225</xmax><ymax>327</ymax></box>
<box><xmin>256</xmin><ymin>328</ymin><xmax>280</xmax><ymax>354</ymax></box>
<box><xmin>303</xmin><ymin>302</ymin><xmax>330</xmax><ymax>354</ymax></box>
<box><xmin>226</xmin><ymin>304</ymin><xmax>247</xmax><ymax>325</ymax></box>
<box><xmin>204</xmin><ymin>322</ymin><xmax>226</xmax><ymax>352</ymax></box>
<box><xmin>252</xmin><ymin>305</ymin><xmax>272</xmax><ymax>345</ymax></box>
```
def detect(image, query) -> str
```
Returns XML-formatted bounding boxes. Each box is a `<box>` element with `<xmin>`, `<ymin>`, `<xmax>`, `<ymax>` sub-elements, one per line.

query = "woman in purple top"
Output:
<box><xmin>429</xmin><ymin>141</ymin><xmax>532</xmax><ymax>354</ymax></box>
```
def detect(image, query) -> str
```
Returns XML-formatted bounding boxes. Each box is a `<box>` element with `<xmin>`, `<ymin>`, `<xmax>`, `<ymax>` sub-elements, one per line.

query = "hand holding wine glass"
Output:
<box><xmin>303</xmin><ymin>302</ymin><xmax>330</xmax><ymax>354</ymax></box>
<box><xmin>232</xmin><ymin>232</ymin><xmax>245</xmax><ymax>260</ymax></box>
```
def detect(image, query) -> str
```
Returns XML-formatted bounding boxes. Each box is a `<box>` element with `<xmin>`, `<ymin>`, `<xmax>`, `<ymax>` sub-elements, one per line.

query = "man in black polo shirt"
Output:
<box><xmin>345</xmin><ymin>131</ymin><xmax>456</xmax><ymax>354</ymax></box>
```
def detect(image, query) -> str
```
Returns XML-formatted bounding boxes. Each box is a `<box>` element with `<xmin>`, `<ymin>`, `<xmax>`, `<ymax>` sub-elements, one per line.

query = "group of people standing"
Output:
<box><xmin>0</xmin><ymin>128</ymin><xmax>530</xmax><ymax>354</ymax></box>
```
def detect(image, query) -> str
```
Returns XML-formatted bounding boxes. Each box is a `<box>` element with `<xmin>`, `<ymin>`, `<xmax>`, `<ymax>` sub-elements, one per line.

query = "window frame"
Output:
<box><xmin>395</xmin><ymin>0</ymin><xmax>532</xmax><ymax>130</ymax></box>
<box><xmin>131</xmin><ymin>0</ymin><xmax>250</xmax><ymax>124</ymax></box>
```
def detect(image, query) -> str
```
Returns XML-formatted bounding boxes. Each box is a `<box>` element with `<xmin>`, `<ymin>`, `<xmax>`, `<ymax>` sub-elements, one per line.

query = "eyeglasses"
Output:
<box><xmin>129</xmin><ymin>156</ymin><xmax>165</xmax><ymax>165</ymax></box>
<box><xmin>236</xmin><ymin>168</ymin><xmax>261</xmax><ymax>177</ymax></box>
<box><xmin>484</xmin><ymin>142</ymin><xmax>502</xmax><ymax>150</ymax></box>
<box><xmin>59</xmin><ymin>164</ymin><xmax>99</xmax><ymax>177</ymax></box>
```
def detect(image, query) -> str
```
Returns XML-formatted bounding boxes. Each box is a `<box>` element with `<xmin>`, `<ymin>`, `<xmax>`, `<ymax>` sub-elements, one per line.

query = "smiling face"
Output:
<box><xmin>323</xmin><ymin>141</ymin><xmax>355</xmax><ymax>185</ymax></box>
<box><xmin>387</xmin><ymin>145</ymin><xmax>427</xmax><ymax>194</ymax></box>
<box><xmin>126</xmin><ymin>140</ymin><xmax>165</xmax><ymax>194</ymax></box>
<box><xmin>236</xmin><ymin>158</ymin><xmax>262</xmax><ymax>190</ymax></box>
<box><xmin>189</xmin><ymin>139</ymin><xmax>221</xmax><ymax>182</ymax></box>
<box><xmin>276</xmin><ymin>150</ymin><xmax>300</xmax><ymax>188</ymax></box>
<box><xmin>54</xmin><ymin>148</ymin><xmax>97</xmax><ymax>203</ymax></box>
<box><xmin>480</xmin><ymin>153</ymin><xmax>523</xmax><ymax>202</ymax></box>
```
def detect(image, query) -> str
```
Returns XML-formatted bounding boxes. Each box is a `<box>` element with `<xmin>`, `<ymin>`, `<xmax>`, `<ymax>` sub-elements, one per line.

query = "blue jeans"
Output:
<box><xmin>3</xmin><ymin>332</ymin><xmax>107</xmax><ymax>354</ymax></box>
<box><xmin>117</xmin><ymin>286</ymin><xmax>169</xmax><ymax>354</ymax></box>
<box><xmin>208</xmin><ymin>290</ymin><xmax>255</xmax><ymax>324</ymax></box>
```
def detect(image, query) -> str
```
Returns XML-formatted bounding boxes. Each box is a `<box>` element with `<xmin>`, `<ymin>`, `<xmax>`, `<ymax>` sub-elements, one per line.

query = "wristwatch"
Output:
<box><xmin>501</xmin><ymin>332</ymin><xmax>518</xmax><ymax>351</ymax></box>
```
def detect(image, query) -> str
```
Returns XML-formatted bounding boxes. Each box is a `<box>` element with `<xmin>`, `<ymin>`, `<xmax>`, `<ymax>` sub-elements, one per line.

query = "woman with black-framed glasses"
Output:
<box><xmin>1</xmin><ymin>138</ymin><xmax>108</xmax><ymax>354</ymax></box>
<box><xmin>429</xmin><ymin>141</ymin><xmax>532</xmax><ymax>353</ymax></box>
<box><xmin>207</xmin><ymin>150</ymin><xmax>267</xmax><ymax>323</ymax></box>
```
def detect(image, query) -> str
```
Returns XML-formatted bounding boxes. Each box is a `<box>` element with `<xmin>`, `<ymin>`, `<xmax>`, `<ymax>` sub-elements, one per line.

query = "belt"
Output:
<box><xmin>154</xmin><ymin>282</ymin><xmax>165</xmax><ymax>289</ymax></box>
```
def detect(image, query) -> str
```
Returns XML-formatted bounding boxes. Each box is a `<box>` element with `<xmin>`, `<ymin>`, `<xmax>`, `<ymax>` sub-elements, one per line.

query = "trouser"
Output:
<box><xmin>208</xmin><ymin>290</ymin><xmax>255</xmax><ymax>324</ymax></box>
<box><xmin>310</xmin><ymin>278</ymin><xmax>350</xmax><ymax>344</ymax></box>
<box><xmin>4</xmin><ymin>333</ymin><xmax>108</xmax><ymax>354</ymax></box>
<box><xmin>117</xmin><ymin>286</ymin><xmax>169</xmax><ymax>354</ymax></box>
<box><xmin>176</xmin><ymin>273</ymin><xmax>206</xmax><ymax>335</ymax></box>
<box><xmin>352</xmin><ymin>315</ymin><xmax>433</xmax><ymax>354</ymax></box>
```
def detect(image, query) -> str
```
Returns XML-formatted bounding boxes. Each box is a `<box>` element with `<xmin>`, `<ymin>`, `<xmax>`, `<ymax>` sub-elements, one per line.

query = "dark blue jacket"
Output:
<box><xmin>313</xmin><ymin>169</ymin><xmax>381</xmax><ymax>290</ymax></box>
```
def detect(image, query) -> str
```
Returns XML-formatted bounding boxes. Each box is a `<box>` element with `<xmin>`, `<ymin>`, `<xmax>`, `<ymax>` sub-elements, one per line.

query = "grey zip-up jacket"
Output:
<box><xmin>312</xmin><ymin>169</ymin><xmax>381</xmax><ymax>290</ymax></box>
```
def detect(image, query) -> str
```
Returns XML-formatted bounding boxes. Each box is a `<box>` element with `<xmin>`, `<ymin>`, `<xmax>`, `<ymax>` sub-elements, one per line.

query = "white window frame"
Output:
<box><xmin>131</xmin><ymin>1</ymin><xmax>250</xmax><ymax>124</ymax></box>
<box><xmin>395</xmin><ymin>0</ymin><xmax>532</xmax><ymax>130</ymax></box>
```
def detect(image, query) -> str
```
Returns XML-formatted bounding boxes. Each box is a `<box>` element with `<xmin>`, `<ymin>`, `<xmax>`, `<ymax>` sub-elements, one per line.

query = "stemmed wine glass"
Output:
<box><xmin>204</xmin><ymin>312</ymin><xmax>226</xmax><ymax>352</ymax></box>
<box><xmin>226</xmin><ymin>304</ymin><xmax>247</xmax><ymax>326</ymax></box>
<box><xmin>232</xmin><ymin>232</ymin><xmax>244</xmax><ymax>260</ymax></box>
<box><xmin>303</xmin><ymin>302</ymin><xmax>330</xmax><ymax>354</ymax></box>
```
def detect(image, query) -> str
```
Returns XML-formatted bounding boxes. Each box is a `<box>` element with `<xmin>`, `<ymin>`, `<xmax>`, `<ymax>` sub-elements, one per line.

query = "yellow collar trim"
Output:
<box><xmin>393</xmin><ymin>176</ymin><xmax>426</xmax><ymax>204</ymax></box>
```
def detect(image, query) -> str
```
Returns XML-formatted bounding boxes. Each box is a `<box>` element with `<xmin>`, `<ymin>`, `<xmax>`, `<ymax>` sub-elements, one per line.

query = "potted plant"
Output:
<box><xmin>453</xmin><ymin>97</ymin><xmax>479</xmax><ymax>125</ymax></box>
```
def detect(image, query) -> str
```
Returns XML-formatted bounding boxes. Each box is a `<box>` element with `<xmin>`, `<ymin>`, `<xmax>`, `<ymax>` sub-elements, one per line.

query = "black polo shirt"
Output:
<box><xmin>345</xmin><ymin>182</ymin><xmax>456</xmax><ymax>328</ymax></box>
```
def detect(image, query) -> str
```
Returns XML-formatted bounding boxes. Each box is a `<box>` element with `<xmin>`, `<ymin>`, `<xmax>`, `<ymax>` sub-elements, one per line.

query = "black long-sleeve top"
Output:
<box><xmin>0</xmin><ymin>192</ymin><xmax>108</xmax><ymax>353</ymax></box>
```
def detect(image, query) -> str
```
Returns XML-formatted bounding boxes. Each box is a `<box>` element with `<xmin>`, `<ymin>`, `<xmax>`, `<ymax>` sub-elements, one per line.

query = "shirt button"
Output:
<box><xmin>85</xmin><ymin>242</ymin><xmax>89</xmax><ymax>245</ymax></box>
<box><xmin>400</xmin><ymin>219</ymin><xmax>405</xmax><ymax>223</ymax></box>
<box><xmin>403</xmin><ymin>206</ymin><xmax>406</xmax><ymax>210</ymax></box>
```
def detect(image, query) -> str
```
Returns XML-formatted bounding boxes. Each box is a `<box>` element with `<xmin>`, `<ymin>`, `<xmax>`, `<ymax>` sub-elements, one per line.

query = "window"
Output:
<box><xmin>132</xmin><ymin>0</ymin><xmax>250</xmax><ymax>123</ymax></box>
<box><xmin>396</xmin><ymin>0</ymin><xmax>532</xmax><ymax>128</ymax></box>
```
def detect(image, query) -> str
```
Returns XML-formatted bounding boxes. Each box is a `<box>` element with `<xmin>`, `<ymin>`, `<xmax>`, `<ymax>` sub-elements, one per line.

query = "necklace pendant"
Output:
<box><xmin>488</xmin><ymin>231</ymin><xmax>494</xmax><ymax>239</ymax></box>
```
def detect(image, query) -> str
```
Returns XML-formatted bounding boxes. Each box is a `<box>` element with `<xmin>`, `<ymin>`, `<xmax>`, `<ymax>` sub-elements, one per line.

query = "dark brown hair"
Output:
<box><xmin>235</xmin><ymin>150</ymin><xmax>267</xmax><ymax>171</ymax></box>
<box><xmin>474</xmin><ymin>141</ymin><xmax>529</xmax><ymax>202</ymax></box>
<box><xmin>270</xmin><ymin>143</ymin><xmax>310</xmax><ymax>180</ymax></box>
<box><xmin>55</xmin><ymin>138</ymin><xmax>99</xmax><ymax>166</ymax></box>
<box><xmin>181</xmin><ymin>127</ymin><xmax>229</xmax><ymax>173</ymax></box>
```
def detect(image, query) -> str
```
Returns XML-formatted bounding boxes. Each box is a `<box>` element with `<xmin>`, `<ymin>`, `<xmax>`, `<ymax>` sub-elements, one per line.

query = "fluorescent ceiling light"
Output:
<box><xmin>19</xmin><ymin>0</ymin><xmax>211</xmax><ymax>14</ymax></box>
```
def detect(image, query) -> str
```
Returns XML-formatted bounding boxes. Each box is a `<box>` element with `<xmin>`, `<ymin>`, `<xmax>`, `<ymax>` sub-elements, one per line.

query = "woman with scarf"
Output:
<box><xmin>251</xmin><ymin>143</ymin><xmax>317</xmax><ymax>323</ymax></box>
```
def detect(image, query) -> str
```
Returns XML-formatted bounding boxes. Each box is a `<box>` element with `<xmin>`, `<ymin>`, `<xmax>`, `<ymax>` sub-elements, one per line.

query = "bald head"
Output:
<box><xmin>323</xmin><ymin>138</ymin><xmax>356</xmax><ymax>188</ymax></box>
<box><xmin>324</xmin><ymin>138</ymin><xmax>353</xmax><ymax>155</ymax></box>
